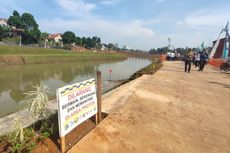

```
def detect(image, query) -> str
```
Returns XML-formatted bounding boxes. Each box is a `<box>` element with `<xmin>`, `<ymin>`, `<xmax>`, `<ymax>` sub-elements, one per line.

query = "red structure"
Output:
<box><xmin>212</xmin><ymin>38</ymin><xmax>230</xmax><ymax>58</ymax></box>
<box><xmin>209</xmin><ymin>21</ymin><xmax>230</xmax><ymax>67</ymax></box>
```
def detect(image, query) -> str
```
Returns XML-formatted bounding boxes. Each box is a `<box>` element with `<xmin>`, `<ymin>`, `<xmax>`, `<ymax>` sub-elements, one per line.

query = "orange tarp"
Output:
<box><xmin>208</xmin><ymin>58</ymin><xmax>224</xmax><ymax>67</ymax></box>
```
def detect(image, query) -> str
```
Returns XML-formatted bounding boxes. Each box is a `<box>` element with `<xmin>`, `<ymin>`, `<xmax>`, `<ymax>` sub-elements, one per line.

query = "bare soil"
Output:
<box><xmin>67</xmin><ymin>61</ymin><xmax>230</xmax><ymax>153</ymax></box>
<box><xmin>0</xmin><ymin>56</ymin><xmax>25</xmax><ymax>65</ymax></box>
<box><xmin>2</xmin><ymin>61</ymin><xmax>229</xmax><ymax>153</ymax></box>
<box><xmin>32</xmin><ymin>113</ymin><xmax>108</xmax><ymax>153</ymax></box>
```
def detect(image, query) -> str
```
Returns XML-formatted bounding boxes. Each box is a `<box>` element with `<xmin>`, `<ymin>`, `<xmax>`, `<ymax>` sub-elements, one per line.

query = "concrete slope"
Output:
<box><xmin>68</xmin><ymin>61</ymin><xmax>230</xmax><ymax>153</ymax></box>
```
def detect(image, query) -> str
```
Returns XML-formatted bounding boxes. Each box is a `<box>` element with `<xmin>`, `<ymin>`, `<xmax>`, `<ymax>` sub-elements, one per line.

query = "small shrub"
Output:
<box><xmin>39</xmin><ymin>121</ymin><xmax>54</xmax><ymax>140</ymax></box>
<box><xmin>129</xmin><ymin>61</ymin><xmax>162</xmax><ymax>80</ymax></box>
<box><xmin>8</xmin><ymin>128</ymin><xmax>36</xmax><ymax>153</ymax></box>
<box><xmin>24</xmin><ymin>83</ymin><xmax>49</xmax><ymax>119</ymax></box>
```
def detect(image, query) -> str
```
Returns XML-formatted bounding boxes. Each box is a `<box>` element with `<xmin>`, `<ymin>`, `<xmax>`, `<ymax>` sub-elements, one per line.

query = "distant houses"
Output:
<box><xmin>101</xmin><ymin>44</ymin><xmax>108</xmax><ymax>51</ymax></box>
<box><xmin>43</xmin><ymin>33</ymin><xmax>63</xmax><ymax>49</ymax></box>
<box><xmin>48</xmin><ymin>33</ymin><xmax>62</xmax><ymax>43</ymax></box>
<box><xmin>123</xmin><ymin>45</ymin><xmax>130</xmax><ymax>50</ymax></box>
<box><xmin>0</xmin><ymin>18</ymin><xmax>8</xmax><ymax>27</ymax></box>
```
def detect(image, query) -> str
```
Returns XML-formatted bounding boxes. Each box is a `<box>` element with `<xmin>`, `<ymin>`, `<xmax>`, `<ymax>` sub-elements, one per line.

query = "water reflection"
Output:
<box><xmin>0</xmin><ymin>57</ymin><xmax>151</xmax><ymax>117</ymax></box>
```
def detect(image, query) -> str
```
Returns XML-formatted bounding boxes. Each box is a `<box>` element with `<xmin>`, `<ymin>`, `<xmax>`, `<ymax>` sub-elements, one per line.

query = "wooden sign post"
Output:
<box><xmin>61</xmin><ymin>136</ymin><xmax>65</xmax><ymax>153</ymax></box>
<box><xmin>96</xmin><ymin>71</ymin><xmax>102</xmax><ymax>124</ymax></box>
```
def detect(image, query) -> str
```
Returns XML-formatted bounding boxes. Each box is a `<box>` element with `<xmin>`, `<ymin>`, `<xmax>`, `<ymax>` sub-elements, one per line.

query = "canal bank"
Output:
<box><xmin>0</xmin><ymin>59</ymin><xmax>160</xmax><ymax>135</ymax></box>
<box><xmin>68</xmin><ymin>61</ymin><xmax>230</xmax><ymax>153</ymax></box>
<box><xmin>0</xmin><ymin>57</ymin><xmax>152</xmax><ymax>118</ymax></box>
<box><xmin>0</xmin><ymin>45</ymin><xmax>126</xmax><ymax>65</ymax></box>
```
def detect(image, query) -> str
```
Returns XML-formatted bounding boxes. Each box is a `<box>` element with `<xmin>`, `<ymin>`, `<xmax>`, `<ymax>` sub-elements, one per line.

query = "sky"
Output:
<box><xmin>0</xmin><ymin>0</ymin><xmax>230</xmax><ymax>50</ymax></box>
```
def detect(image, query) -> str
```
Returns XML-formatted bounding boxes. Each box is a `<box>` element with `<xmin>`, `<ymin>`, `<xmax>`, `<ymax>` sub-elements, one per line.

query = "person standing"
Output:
<box><xmin>199</xmin><ymin>50</ymin><xmax>208</xmax><ymax>71</ymax></box>
<box><xmin>194</xmin><ymin>51</ymin><xmax>200</xmax><ymax>68</ymax></box>
<box><xmin>176</xmin><ymin>51</ymin><xmax>181</xmax><ymax>61</ymax></box>
<box><xmin>166</xmin><ymin>52</ymin><xmax>170</xmax><ymax>61</ymax></box>
<box><xmin>171</xmin><ymin>51</ymin><xmax>176</xmax><ymax>61</ymax></box>
<box><xmin>184</xmin><ymin>48</ymin><xmax>193</xmax><ymax>73</ymax></box>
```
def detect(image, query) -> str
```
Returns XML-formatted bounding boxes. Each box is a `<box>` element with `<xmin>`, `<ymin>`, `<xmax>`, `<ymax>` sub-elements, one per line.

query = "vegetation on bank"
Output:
<box><xmin>0</xmin><ymin>113</ymin><xmax>58</xmax><ymax>153</ymax></box>
<box><xmin>0</xmin><ymin>83</ymin><xmax>57</xmax><ymax>153</ymax></box>
<box><xmin>129</xmin><ymin>59</ymin><xmax>162</xmax><ymax>81</ymax></box>
<box><xmin>103</xmin><ymin>59</ymin><xmax>163</xmax><ymax>94</ymax></box>
<box><xmin>0</xmin><ymin>45</ymin><xmax>75</xmax><ymax>55</ymax></box>
<box><xmin>0</xmin><ymin>45</ymin><xmax>126</xmax><ymax>65</ymax></box>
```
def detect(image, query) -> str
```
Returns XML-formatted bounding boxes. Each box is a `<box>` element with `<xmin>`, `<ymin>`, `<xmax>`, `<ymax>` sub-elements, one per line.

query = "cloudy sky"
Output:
<box><xmin>0</xmin><ymin>0</ymin><xmax>230</xmax><ymax>50</ymax></box>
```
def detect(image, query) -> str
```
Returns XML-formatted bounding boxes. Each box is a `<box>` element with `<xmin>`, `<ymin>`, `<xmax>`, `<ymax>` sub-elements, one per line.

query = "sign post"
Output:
<box><xmin>60</xmin><ymin>136</ymin><xmax>65</xmax><ymax>153</ymax></box>
<box><xmin>57</xmin><ymin>78</ymin><xmax>98</xmax><ymax>153</ymax></box>
<box><xmin>96</xmin><ymin>71</ymin><xmax>102</xmax><ymax>124</ymax></box>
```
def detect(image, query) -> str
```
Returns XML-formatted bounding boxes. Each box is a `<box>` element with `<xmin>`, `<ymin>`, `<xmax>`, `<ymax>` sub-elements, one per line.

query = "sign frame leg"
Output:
<box><xmin>61</xmin><ymin>136</ymin><xmax>66</xmax><ymax>153</ymax></box>
<box><xmin>96</xmin><ymin>71</ymin><xmax>102</xmax><ymax>124</ymax></box>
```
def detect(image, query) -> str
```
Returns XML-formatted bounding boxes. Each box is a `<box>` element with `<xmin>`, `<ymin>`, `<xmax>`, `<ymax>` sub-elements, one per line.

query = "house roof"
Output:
<box><xmin>48</xmin><ymin>33</ymin><xmax>62</xmax><ymax>39</ymax></box>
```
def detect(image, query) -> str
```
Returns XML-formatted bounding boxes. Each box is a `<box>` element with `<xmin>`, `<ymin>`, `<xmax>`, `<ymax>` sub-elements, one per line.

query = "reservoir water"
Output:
<box><xmin>0</xmin><ymin>57</ymin><xmax>152</xmax><ymax>117</ymax></box>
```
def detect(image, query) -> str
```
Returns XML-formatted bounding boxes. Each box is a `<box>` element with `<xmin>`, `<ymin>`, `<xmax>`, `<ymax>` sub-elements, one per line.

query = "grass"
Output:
<box><xmin>0</xmin><ymin>45</ymin><xmax>126</xmax><ymax>64</ymax></box>
<box><xmin>0</xmin><ymin>45</ymin><xmax>80</xmax><ymax>55</ymax></box>
<box><xmin>0</xmin><ymin>84</ymin><xmax>56</xmax><ymax>153</ymax></box>
<box><xmin>129</xmin><ymin>60</ymin><xmax>163</xmax><ymax>81</ymax></box>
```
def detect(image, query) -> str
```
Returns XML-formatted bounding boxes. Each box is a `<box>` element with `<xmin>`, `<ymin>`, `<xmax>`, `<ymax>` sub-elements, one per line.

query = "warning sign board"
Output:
<box><xmin>57</xmin><ymin>78</ymin><xmax>97</xmax><ymax>137</ymax></box>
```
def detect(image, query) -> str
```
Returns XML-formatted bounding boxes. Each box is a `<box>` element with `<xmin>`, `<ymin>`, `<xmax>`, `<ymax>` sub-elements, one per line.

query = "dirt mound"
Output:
<box><xmin>0</xmin><ymin>56</ymin><xmax>25</xmax><ymax>65</ymax></box>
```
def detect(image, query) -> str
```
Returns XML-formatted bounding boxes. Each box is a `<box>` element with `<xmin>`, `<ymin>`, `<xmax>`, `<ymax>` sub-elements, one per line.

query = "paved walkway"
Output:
<box><xmin>68</xmin><ymin>61</ymin><xmax>230</xmax><ymax>153</ymax></box>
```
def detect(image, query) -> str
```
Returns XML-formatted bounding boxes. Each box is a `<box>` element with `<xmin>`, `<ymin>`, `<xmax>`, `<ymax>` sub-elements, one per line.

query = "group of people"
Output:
<box><xmin>184</xmin><ymin>48</ymin><xmax>209</xmax><ymax>73</ymax></box>
<box><xmin>166</xmin><ymin>51</ymin><xmax>181</xmax><ymax>61</ymax></box>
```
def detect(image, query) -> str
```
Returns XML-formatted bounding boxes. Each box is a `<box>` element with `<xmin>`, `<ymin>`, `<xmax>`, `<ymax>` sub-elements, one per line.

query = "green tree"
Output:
<box><xmin>13</xmin><ymin>10</ymin><xmax>20</xmax><ymax>17</ymax></box>
<box><xmin>149</xmin><ymin>48</ymin><xmax>157</xmax><ymax>54</ymax></box>
<box><xmin>114</xmin><ymin>43</ymin><xmax>119</xmax><ymax>50</ymax></box>
<box><xmin>21</xmin><ymin>13</ymin><xmax>38</xmax><ymax>31</ymax></box>
<box><xmin>21</xmin><ymin>28</ymin><xmax>41</xmax><ymax>44</ymax></box>
<box><xmin>0</xmin><ymin>26</ymin><xmax>4</xmax><ymax>40</ymax></box>
<box><xmin>39</xmin><ymin>32</ymin><xmax>49</xmax><ymax>47</ymax></box>
<box><xmin>75</xmin><ymin>36</ymin><xmax>82</xmax><ymax>46</ymax></box>
<box><xmin>40</xmin><ymin>32</ymin><xmax>49</xmax><ymax>41</ymax></box>
<box><xmin>0</xmin><ymin>26</ymin><xmax>11</xmax><ymax>40</ymax></box>
<box><xmin>108</xmin><ymin>43</ymin><xmax>116</xmax><ymax>50</ymax></box>
<box><xmin>8</xmin><ymin>11</ymin><xmax>41</xmax><ymax>44</ymax></box>
<box><xmin>20</xmin><ymin>13</ymin><xmax>40</xmax><ymax>44</ymax></box>
<box><xmin>85</xmin><ymin>37</ymin><xmax>93</xmax><ymax>48</ymax></box>
<box><xmin>96</xmin><ymin>37</ymin><xmax>102</xmax><ymax>49</ymax></box>
<box><xmin>92</xmin><ymin>36</ymin><xmax>102</xmax><ymax>49</ymax></box>
<box><xmin>0</xmin><ymin>26</ymin><xmax>4</xmax><ymax>41</ymax></box>
<box><xmin>62</xmin><ymin>31</ymin><xmax>76</xmax><ymax>44</ymax></box>
<box><xmin>81</xmin><ymin>37</ymin><xmax>87</xmax><ymax>47</ymax></box>
<box><xmin>7</xmin><ymin>10</ymin><xmax>21</xmax><ymax>28</ymax></box>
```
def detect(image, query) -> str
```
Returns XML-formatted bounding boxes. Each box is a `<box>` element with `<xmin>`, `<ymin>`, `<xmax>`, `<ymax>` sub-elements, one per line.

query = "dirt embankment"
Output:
<box><xmin>0</xmin><ymin>56</ymin><xmax>25</xmax><ymax>65</ymax></box>
<box><xmin>67</xmin><ymin>61</ymin><xmax>230</xmax><ymax>153</ymax></box>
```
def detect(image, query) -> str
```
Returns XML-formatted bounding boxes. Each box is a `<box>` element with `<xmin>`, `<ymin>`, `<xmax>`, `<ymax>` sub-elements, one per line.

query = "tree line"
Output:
<box><xmin>1</xmin><ymin>10</ymin><xmax>196</xmax><ymax>52</ymax></box>
<box><xmin>0</xmin><ymin>10</ymin><xmax>121</xmax><ymax>50</ymax></box>
<box><xmin>61</xmin><ymin>31</ymin><xmax>102</xmax><ymax>49</ymax></box>
<box><xmin>0</xmin><ymin>10</ymin><xmax>41</xmax><ymax>44</ymax></box>
<box><xmin>149</xmin><ymin>47</ymin><xmax>201</xmax><ymax>54</ymax></box>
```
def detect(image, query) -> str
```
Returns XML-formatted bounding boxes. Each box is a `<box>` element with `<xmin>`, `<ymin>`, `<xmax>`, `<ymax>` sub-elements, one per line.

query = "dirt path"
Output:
<box><xmin>68</xmin><ymin>61</ymin><xmax>230</xmax><ymax>153</ymax></box>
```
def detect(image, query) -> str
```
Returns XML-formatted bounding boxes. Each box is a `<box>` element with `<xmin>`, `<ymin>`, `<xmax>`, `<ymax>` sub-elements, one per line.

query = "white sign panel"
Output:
<box><xmin>57</xmin><ymin>78</ymin><xmax>97</xmax><ymax>137</ymax></box>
